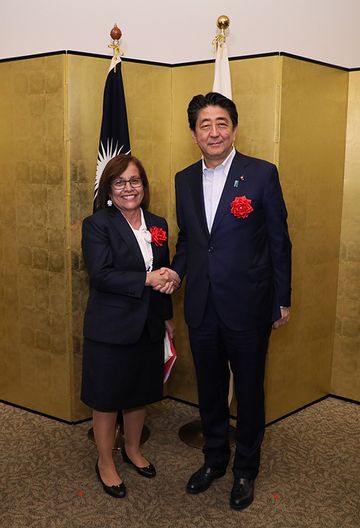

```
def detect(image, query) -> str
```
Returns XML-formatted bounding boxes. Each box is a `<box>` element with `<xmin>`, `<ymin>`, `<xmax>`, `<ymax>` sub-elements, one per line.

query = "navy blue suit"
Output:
<box><xmin>172</xmin><ymin>151</ymin><xmax>291</xmax><ymax>477</ymax></box>
<box><xmin>81</xmin><ymin>206</ymin><xmax>173</xmax><ymax>411</ymax></box>
<box><xmin>82</xmin><ymin>207</ymin><xmax>173</xmax><ymax>345</ymax></box>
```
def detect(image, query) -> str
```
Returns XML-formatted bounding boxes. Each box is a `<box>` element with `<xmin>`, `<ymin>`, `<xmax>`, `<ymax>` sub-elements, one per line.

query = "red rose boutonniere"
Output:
<box><xmin>230</xmin><ymin>195</ymin><xmax>254</xmax><ymax>219</ymax></box>
<box><xmin>149</xmin><ymin>226</ymin><xmax>167</xmax><ymax>247</ymax></box>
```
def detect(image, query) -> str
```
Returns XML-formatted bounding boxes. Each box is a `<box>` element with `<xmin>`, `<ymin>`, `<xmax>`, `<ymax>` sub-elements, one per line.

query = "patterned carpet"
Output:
<box><xmin>0</xmin><ymin>397</ymin><xmax>359</xmax><ymax>528</ymax></box>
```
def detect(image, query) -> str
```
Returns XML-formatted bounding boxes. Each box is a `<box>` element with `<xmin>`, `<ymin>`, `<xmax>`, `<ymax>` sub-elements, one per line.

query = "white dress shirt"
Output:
<box><xmin>202</xmin><ymin>148</ymin><xmax>236</xmax><ymax>232</ymax></box>
<box><xmin>128</xmin><ymin>208</ymin><xmax>154</xmax><ymax>272</ymax></box>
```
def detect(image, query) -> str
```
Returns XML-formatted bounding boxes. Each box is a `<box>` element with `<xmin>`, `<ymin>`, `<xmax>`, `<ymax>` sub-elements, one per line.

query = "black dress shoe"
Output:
<box><xmin>230</xmin><ymin>477</ymin><xmax>254</xmax><ymax>510</ymax></box>
<box><xmin>95</xmin><ymin>462</ymin><xmax>126</xmax><ymax>498</ymax></box>
<box><xmin>121</xmin><ymin>447</ymin><xmax>156</xmax><ymax>478</ymax></box>
<box><xmin>186</xmin><ymin>465</ymin><xmax>226</xmax><ymax>494</ymax></box>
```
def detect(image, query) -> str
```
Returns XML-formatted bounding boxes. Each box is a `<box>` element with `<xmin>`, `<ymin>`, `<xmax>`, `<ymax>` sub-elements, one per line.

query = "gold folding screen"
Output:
<box><xmin>0</xmin><ymin>55</ymin><xmax>72</xmax><ymax>418</ymax></box>
<box><xmin>68</xmin><ymin>56</ymin><xmax>172</xmax><ymax>419</ymax></box>
<box><xmin>332</xmin><ymin>71</ymin><xmax>360</xmax><ymax>399</ymax></box>
<box><xmin>0</xmin><ymin>52</ymin><xmax>357</xmax><ymax>422</ymax></box>
<box><xmin>266</xmin><ymin>57</ymin><xmax>348</xmax><ymax>420</ymax></box>
<box><xmin>169</xmin><ymin>56</ymin><xmax>284</xmax><ymax>410</ymax></box>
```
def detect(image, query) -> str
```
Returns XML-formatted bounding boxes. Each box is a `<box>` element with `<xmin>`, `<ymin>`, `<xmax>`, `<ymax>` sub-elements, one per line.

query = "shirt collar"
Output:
<box><xmin>202</xmin><ymin>147</ymin><xmax>236</xmax><ymax>176</ymax></box>
<box><xmin>125</xmin><ymin>207</ymin><xmax>147</xmax><ymax>233</ymax></box>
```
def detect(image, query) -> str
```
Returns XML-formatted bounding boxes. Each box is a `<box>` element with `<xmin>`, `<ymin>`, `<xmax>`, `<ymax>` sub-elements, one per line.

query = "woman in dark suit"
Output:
<box><xmin>81</xmin><ymin>154</ymin><xmax>178</xmax><ymax>498</ymax></box>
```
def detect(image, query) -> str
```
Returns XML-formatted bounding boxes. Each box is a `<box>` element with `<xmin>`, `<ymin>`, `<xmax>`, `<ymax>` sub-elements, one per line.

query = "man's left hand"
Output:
<box><xmin>272</xmin><ymin>307</ymin><xmax>290</xmax><ymax>329</ymax></box>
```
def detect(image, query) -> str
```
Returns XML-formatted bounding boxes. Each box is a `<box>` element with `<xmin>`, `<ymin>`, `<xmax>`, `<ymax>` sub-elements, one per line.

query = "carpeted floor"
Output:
<box><xmin>0</xmin><ymin>397</ymin><xmax>359</xmax><ymax>528</ymax></box>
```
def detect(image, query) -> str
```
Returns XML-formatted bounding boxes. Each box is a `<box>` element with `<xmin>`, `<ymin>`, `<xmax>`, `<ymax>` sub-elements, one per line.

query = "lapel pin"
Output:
<box><xmin>240</xmin><ymin>175</ymin><xmax>245</xmax><ymax>181</ymax></box>
<box><xmin>234</xmin><ymin>180</ymin><xmax>239</xmax><ymax>188</ymax></box>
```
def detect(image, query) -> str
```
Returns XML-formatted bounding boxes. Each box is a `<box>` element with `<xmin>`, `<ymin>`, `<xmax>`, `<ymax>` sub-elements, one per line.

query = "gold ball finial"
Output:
<box><xmin>110</xmin><ymin>24</ymin><xmax>122</xmax><ymax>41</ymax></box>
<box><xmin>217</xmin><ymin>15</ymin><xmax>230</xmax><ymax>31</ymax></box>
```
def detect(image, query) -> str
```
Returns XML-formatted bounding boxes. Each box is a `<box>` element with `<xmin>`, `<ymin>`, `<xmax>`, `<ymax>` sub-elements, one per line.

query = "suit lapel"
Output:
<box><xmin>211</xmin><ymin>152</ymin><xmax>250</xmax><ymax>235</ymax></box>
<box><xmin>108</xmin><ymin>207</ymin><xmax>145</xmax><ymax>270</ymax></box>
<box><xmin>188</xmin><ymin>160</ymin><xmax>210</xmax><ymax>237</ymax></box>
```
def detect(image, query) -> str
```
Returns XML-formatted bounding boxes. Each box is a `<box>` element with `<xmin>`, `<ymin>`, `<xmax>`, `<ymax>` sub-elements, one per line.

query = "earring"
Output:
<box><xmin>107</xmin><ymin>199</ymin><xmax>113</xmax><ymax>207</ymax></box>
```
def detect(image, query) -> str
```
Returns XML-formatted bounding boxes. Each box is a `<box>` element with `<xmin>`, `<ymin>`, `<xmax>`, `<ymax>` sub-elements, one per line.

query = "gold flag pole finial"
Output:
<box><xmin>109</xmin><ymin>24</ymin><xmax>124</xmax><ymax>72</ymax></box>
<box><xmin>213</xmin><ymin>15</ymin><xmax>230</xmax><ymax>49</ymax></box>
<box><xmin>217</xmin><ymin>15</ymin><xmax>230</xmax><ymax>35</ymax></box>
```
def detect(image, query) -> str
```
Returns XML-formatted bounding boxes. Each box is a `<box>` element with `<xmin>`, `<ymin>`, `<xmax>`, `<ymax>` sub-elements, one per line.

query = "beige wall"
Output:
<box><xmin>332</xmin><ymin>71</ymin><xmax>360</xmax><ymax>399</ymax></box>
<box><xmin>2</xmin><ymin>1</ymin><xmax>360</xmax><ymax>69</ymax></box>
<box><xmin>0</xmin><ymin>52</ymin><xmax>358</xmax><ymax>422</ymax></box>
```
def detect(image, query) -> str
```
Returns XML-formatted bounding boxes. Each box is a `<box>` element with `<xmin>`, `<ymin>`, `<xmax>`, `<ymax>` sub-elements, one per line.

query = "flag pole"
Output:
<box><xmin>178</xmin><ymin>15</ymin><xmax>236</xmax><ymax>450</ymax></box>
<box><xmin>108</xmin><ymin>23</ymin><xmax>124</xmax><ymax>73</ymax></box>
<box><xmin>212</xmin><ymin>15</ymin><xmax>232</xmax><ymax>99</ymax></box>
<box><xmin>216</xmin><ymin>14</ymin><xmax>230</xmax><ymax>38</ymax></box>
<box><xmin>93</xmin><ymin>24</ymin><xmax>131</xmax><ymax>208</ymax></box>
<box><xmin>87</xmin><ymin>25</ymin><xmax>150</xmax><ymax>449</ymax></box>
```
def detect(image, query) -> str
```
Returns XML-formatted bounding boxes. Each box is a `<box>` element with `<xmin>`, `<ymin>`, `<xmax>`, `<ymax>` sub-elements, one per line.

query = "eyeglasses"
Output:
<box><xmin>112</xmin><ymin>177</ymin><xmax>143</xmax><ymax>190</ymax></box>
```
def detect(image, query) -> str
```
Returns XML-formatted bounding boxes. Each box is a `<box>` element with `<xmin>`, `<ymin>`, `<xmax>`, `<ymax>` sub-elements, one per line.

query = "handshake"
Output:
<box><xmin>145</xmin><ymin>267</ymin><xmax>181</xmax><ymax>295</ymax></box>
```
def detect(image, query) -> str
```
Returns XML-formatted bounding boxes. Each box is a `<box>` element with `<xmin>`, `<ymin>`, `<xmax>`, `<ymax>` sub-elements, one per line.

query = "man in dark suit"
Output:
<box><xmin>171</xmin><ymin>92</ymin><xmax>292</xmax><ymax>510</ymax></box>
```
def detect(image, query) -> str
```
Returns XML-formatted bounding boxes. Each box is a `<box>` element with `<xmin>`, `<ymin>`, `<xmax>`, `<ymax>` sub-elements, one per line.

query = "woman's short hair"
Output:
<box><xmin>96</xmin><ymin>154</ymin><xmax>150</xmax><ymax>210</ymax></box>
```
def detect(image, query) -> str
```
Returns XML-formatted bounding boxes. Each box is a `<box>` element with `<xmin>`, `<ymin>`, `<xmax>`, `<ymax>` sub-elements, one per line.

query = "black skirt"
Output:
<box><xmin>81</xmin><ymin>328</ymin><xmax>164</xmax><ymax>412</ymax></box>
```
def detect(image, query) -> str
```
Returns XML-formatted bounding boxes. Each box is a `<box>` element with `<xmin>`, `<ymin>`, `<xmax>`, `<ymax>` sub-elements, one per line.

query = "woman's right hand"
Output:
<box><xmin>145</xmin><ymin>268</ymin><xmax>180</xmax><ymax>294</ymax></box>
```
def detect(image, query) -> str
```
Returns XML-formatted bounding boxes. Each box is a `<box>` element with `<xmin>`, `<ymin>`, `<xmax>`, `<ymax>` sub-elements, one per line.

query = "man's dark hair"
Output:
<box><xmin>96</xmin><ymin>154</ymin><xmax>150</xmax><ymax>210</ymax></box>
<box><xmin>187</xmin><ymin>92</ymin><xmax>238</xmax><ymax>131</ymax></box>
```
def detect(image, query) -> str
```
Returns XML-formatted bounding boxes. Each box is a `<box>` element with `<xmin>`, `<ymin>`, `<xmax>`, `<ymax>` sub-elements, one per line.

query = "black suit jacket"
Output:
<box><xmin>82</xmin><ymin>207</ymin><xmax>173</xmax><ymax>344</ymax></box>
<box><xmin>172</xmin><ymin>151</ymin><xmax>292</xmax><ymax>330</ymax></box>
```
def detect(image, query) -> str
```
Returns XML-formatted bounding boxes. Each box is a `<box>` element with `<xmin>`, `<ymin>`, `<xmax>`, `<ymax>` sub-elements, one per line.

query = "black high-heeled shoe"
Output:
<box><xmin>121</xmin><ymin>447</ymin><xmax>156</xmax><ymax>478</ymax></box>
<box><xmin>95</xmin><ymin>461</ymin><xmax>126</xmax><ymax>498</ymax></box>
